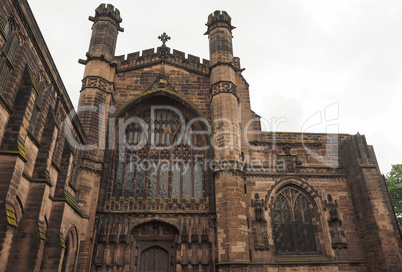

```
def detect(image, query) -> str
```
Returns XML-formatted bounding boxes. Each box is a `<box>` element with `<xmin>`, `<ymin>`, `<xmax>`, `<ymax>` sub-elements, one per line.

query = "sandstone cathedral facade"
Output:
<box><xmin>0</xmin><ymin>1</ymin><xmax>401</xmax><ymax>271</ymax></box>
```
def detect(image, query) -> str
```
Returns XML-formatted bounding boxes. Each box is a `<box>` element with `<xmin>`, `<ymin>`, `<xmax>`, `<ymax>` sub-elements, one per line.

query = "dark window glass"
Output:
<box><xmin>0</xmin><ymin>64</ymin><xmax>11</xmax><ymax>91</ymax></box>
<box><xmin>7</xmin><ymin>36</ymin><xmax>19</xmax><ymax>61</ymax></box>
<box><xmin>273</xmin><ymin>186</ymin><xmax>318</xmax><ymax>254</ymax></box>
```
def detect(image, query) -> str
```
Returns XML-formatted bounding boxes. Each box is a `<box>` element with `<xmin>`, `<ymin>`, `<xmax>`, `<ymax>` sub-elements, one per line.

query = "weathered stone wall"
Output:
<box><xmin>0</xmin><ymin>0</ymin><xmax>88</xmax><ymax>271</ymax></box>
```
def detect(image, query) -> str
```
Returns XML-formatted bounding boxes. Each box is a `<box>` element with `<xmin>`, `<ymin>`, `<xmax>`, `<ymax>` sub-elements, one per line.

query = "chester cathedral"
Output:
<box><xmin>0</xmin><ymin>1</ymin><xmax>401</xmax><ymax>271</ymax></box>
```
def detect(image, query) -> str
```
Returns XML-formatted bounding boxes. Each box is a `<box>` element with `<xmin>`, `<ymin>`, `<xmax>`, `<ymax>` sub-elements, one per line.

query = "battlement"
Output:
<box><xmin>205</xmin><ymin>10</ymin><xmax>235</xmax><ymax>33</ymax></box>
<box><xmin>116</xmin><ymin>47</ymin><xmax>210</xmax><ymax>75</ymax></box>
<box><xmin>89</xmin><ymin>3</ymin><xmax>122</xmax><ymax>24</ymax></box>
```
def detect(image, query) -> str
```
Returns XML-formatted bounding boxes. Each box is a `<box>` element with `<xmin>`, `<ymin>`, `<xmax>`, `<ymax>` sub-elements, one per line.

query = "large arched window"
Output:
<box><xmin>273</xmin><ymin>186</ymin><xmax>318</xmax><ymax>254</ymax></box>
<box><xmin>111</xmin><ymin>102</ymin><xmax>209</xmax><ymax>203</ymax></box>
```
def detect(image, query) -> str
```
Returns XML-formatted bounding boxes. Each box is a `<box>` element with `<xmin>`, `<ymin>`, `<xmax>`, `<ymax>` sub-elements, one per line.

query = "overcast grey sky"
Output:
<box><xmin>28</xmin><ymin>0</ymin><xmax>401</xmax><ymax>175</ymax></box>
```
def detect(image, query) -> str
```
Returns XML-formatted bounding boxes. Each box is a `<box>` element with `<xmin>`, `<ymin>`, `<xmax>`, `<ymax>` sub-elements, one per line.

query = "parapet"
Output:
<box><xmin>116</xmin><ymin>47</ymin><xmax>210</xmax><ymax>75</ymax></box>
<box><xmin>205</xmin><ymin>10</ymin><xmax>235</xmax><ymax>34</ymax></box>
<box><xmin>89</xmin><ymin>3</ymin><xmax>123</xmax><ymax>26</ymax></box>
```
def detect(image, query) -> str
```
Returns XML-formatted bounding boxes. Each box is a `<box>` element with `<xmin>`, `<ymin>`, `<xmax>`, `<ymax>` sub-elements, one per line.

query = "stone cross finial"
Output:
<box><xmin>158</xmin><ymin>32</ymin><xmax>171</xmax><ymax>46</ymax></box>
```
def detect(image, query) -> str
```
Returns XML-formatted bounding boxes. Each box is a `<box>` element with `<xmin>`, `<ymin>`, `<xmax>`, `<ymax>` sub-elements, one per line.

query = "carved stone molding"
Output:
<box><xmin>211</xmin><ymin>81</ymin><xmax>237</xmax><ymax>97</ymax></box>
<box><xmin>81</xmin><ymin>76</ymin><xmax>114</xmax><ymax>93</ymax></box>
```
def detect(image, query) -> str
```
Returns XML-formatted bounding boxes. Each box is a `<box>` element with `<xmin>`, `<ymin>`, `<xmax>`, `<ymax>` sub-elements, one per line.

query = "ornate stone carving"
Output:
<box><xmin>81</xmin><ymin>76</ymin><xmax>113</xmax><ymax>93</ymax></box>
<box><xmin>211</xmin><ymin>81</ymin><xmax>237</xmax><ymax>97</ymax></box>
<box><xmin>277</xmin><ymin>145</ymin><xmax>302</xmax><ymax>173</ymax></box>
<box><xmin>326</xmin><ymin>194</ymin><xmax>347</xmax><ymax>249</ymax></box>
<box><xmin>251</xmin><ymin>193</ymin><xmax>269</xmax><ymax>250</ymax></box>
<box><xmin>158</xmin><ymin>32</ymin><xmax>171</xmax><ymax>46</ymax></box>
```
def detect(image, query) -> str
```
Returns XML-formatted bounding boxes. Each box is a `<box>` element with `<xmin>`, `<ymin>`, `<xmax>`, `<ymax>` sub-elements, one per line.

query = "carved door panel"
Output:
<box><xmin>133</xmin><ymin>221</ymin><xmax>178</xmax><ymax>272</ymax></box>
<box><xmin>139</xmin><ymin>246</ymin><xmax>169</xmax><ymax>272</ymax></box>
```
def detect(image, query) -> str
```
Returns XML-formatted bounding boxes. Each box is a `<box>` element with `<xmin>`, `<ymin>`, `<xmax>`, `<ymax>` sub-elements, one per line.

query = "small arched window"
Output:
<box><xmin>111</xmin><ymin>103</ymin><xmax>208</xmax><ymax>202</ymax></box>
<box><xmin>273</xmin><ymin>186</ymin><xmax>318</xmax><ymax>254</ymax></box>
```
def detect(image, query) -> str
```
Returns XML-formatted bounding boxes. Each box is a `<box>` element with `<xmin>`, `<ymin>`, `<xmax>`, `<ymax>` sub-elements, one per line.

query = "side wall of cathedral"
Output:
<box><xmin>0</xmin><ymin>0</ymin><xmax>91</xmax><ymax>271</ymax></box>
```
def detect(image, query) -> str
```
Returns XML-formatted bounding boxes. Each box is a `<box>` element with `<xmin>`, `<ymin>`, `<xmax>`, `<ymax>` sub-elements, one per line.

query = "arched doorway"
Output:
<box><xmin>139</xmin><ymin>246</ymin><xmax>169</xmax><ymax>272</ymax></box>
<box><xmin>132</xmin><ymin>221</ymin><xmax>178</xmax><ymax>272</ymax></box>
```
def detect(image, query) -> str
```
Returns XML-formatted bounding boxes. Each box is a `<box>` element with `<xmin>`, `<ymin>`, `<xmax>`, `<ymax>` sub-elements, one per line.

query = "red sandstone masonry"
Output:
<box><xmin>1</xmin><ymin>2</ymin><xmax>401</xmax><ymax>271</ymax></box>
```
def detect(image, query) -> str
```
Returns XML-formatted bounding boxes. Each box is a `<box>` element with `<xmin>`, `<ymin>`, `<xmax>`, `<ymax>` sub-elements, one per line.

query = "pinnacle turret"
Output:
<box><xmin>89</xmin><ymin>3</ymin><xmax>123</xmax><ymax>31</ymax></box>
<box><xmin>205</xmin><ymin>10</ymin><xmax>235</xmax><ymax>34</ymax></box>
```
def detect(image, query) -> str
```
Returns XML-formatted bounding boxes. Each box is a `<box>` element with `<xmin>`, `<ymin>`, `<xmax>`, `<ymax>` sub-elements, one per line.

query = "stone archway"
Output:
<box><xmin>132</xmin><ymin>221</ymin><xmax>179</xmax><ymax>272</ymax></box>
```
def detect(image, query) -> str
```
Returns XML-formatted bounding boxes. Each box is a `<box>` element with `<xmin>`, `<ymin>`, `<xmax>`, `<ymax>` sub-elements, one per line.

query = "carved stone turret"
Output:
<box><xmin>205</xmin><ymin>10</ymin><xmax>235</xmax><ymax>34</ymax></box>
<box><xmin>87</xmin><ymin>3</ymin><xmax>123</xmax><ymax>61</ymax></box>
<box><xmin>206</xmin><ymin>11</ymin><xmax>249</xmax><ymax>268</ymax></box>
<box><xmin>206</xmin><ymin>10</ymin><xmax>235</xmax><ymax>67</ymax></box>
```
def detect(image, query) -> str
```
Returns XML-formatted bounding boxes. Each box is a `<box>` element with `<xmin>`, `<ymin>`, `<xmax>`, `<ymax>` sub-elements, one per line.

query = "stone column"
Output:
<box><xmin>75</xmin><ymin>4</ymin><xmax>123</xmax><ymax>271</ymax></box>
<box><xmin>206</xmin><ymin>10</ymin><xmax>249</xmax><ymax>270</ymax></box>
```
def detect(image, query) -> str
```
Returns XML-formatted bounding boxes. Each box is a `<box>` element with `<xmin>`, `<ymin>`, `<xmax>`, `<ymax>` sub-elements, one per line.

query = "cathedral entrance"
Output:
<box><xmin>132</xmin><ymin>221</ymin><xmax>178</xmax><ymax>272</ymax></box>
<box><xmin>139</xmin><ymin>246</ymin><xmax>169</xmax><ymax>272</ymax></box>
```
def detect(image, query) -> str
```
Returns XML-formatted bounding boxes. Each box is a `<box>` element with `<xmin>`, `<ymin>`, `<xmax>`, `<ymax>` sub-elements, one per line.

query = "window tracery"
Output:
<box><xmin>273</xmin><ymin>186</ymin><xmax>318</xmax><ymax>254</ymax></box>
<box><xmin>111</xmin><ymin>105</ymin><xmax>208</xmax><ymax>203</ymax></box>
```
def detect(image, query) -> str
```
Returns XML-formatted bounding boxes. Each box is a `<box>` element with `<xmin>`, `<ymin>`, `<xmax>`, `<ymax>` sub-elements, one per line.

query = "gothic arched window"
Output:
<box><xmin>111</xmin><ymin>103</ymin><xmax>209</xmax><ymax>203</ymax></box>
<box><xmin>273</xmin><ymin>186</ymin><xmax>318</xmax><ymax>254</ymax></box>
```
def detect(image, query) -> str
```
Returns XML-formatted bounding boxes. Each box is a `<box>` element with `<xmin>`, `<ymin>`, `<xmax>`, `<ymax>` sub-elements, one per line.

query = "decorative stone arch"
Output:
<box><xmin>113</xmin><ymin>88</ymin><xmax>209</xmax><ymax>123</ymax></box>
<box><xmin>267</xmin><ymin>176</ymin><xmax>325</xmax><ymax>211</ymax></box>
<box><xmin>106</xmin><ymin>88</ymin><xmax>213</xmax><ymax>210</ymax></box>
<box><xmin>131</xmin><ymin>220</ymin><xmax>179</xmax><ymax>272</ymax></box>
<box><xmin>267</xmin><ymin>177</ymin><xmax>331</xmax><ymax>256</ymax></box>
<box><xmin>61</xmin><ymin>226</ymin><xmax>79</xmax><ymax>272</ymax></box>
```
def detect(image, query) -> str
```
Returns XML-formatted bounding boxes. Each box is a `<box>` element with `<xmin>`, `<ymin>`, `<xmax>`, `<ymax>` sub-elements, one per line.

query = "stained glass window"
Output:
<box><xmin>112</xmin><ymin>106</ymin><xmax>208</xmax><ymax>203</ymax></box>
<box><xmin>159</xmin><ymin>164</ymin><xmax>169</xmax><ymax>199</ymax></box>
<box><xmin>172</xmin><ymin>162</ymin><xmax>181</xmax><ymax>199</ymax></box>
<box><xmin>273</xmin><ymin>186</ymin><xmax>318</xmax><ymax>254</ymax></box>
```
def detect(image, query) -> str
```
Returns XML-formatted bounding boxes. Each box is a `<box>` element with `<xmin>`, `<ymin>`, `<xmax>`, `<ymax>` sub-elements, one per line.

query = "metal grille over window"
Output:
<box><xmin>107</xmin><ymin>106</ymin><xmax>209</xmax><ymax>212</ymax></box>
<box><xmin>273</xmin><ymin>186</ymin><xmax>318</xmax><ymax>254</ymax></box>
